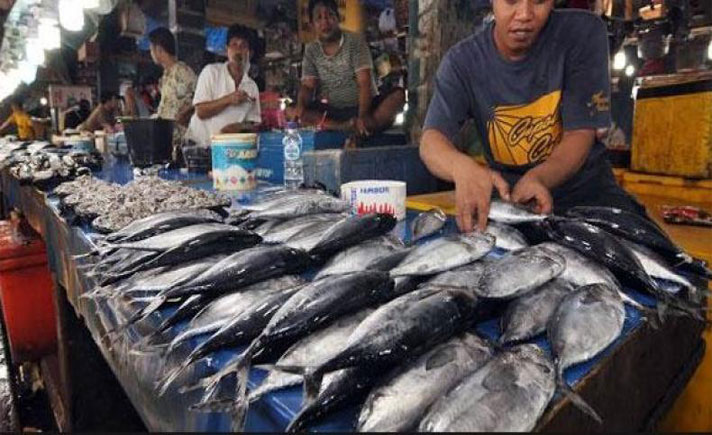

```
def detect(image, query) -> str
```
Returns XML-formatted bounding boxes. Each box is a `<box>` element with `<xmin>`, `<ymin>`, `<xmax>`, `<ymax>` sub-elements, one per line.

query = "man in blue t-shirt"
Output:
<box><xmin>421</xmin><ymin>0</ymin><xmax>644</xmax><ymax>233</ymax></box>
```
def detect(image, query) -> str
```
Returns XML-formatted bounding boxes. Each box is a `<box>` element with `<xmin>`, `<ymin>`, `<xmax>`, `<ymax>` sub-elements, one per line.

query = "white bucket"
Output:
<box><xmin>340</xmin><ymin>180</ymin><xmax>407</xmax><ymax>221</ymax></box>
<box><xmin>211</xmin><ymin>133</ymin><xmax>259</xmax><ymax>191</ymax></box>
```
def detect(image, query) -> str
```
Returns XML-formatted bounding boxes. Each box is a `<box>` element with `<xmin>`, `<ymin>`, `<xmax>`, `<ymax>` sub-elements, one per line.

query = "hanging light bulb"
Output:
<box><xmin>59</xmin><ymin>0</ymin><xmax>85</xmax><ymax>32</ymax></box>
<box><xmin>708</xmin><ymin>41</ymin><xmax>712</xmax><ymax>61</ymax></box>
<box><xmin>25</xmin><ymin>37</ymin><xmax>45</xmax><ymax>66</ymax></box>
<box><xmin>625</xmin><ymin>65</ymin><xmax>635</xmax><ymax>77</ymax></box>
<box><xmin>613</xmin><ymin>50</ymin><xmax>627</xmax><ymax>71</ymax></box>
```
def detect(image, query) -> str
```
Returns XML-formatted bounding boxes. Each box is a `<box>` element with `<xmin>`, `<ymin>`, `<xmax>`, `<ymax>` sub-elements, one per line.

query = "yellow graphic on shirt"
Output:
<box><xmin>487</xmin><ymin>90</ymin><xmax>563</xmax><ymax>166</ymax></box>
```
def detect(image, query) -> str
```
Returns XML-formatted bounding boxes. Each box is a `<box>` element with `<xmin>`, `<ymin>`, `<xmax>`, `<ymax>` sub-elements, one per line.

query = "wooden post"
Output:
<box><xmin>407</xmin><ymin>0</ymin><xmax>489</xmax><ymax>146</ymax></box>
<box><xmin>169</xmin><ymin>0</ymin><xmax>207</xmax><ymax>74</ymax></box>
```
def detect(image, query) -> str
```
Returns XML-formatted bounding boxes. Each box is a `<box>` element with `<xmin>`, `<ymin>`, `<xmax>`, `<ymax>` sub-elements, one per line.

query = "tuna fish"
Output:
<box><xmin>121</xmin><ymin>245</ymin><xmax>313</xmax><ymax>332</ymax></box>
<box><xmin>390</xmin><ymin>233</ymin><xmax>495</xmax><ymax>277</ymax></box>
<box><xmin>284</xmin><ymin>220</ymin><xmax>343</xmax><ymax>252</ymax></box>
<box><xmin>309</xmin><ymin>213</ymin><xmax>398</xmax><ymax>257</ymax></box>
<box><xmin>499</xmin><ymin>279</ymin><xmax>575</xmax><ymax>344</ymax></box>
<box><xmin>196</xmin><ymin>271</ymin><xmax>395</xmax><ymax>421</ymax></box>
<box><xmin>261</xmin><ymin>214</ymin><xmax>345</xmax><ymax>244</ymax></box>
<box><xmin>485</xmin><ymin>221</ymin><xmax>529</xmax><ymax>251</ymax></box>
<box><xmin>621</xmin><ymin>240</ymin><xmax>697</xmax><ymax>296</ymax></box>
<box><xmin>489</xmin><ymin>200</ymin><xmax>549</xmax><ymax>224</ymax></box>
<box><xmin>246</xmin><ymin>194</ymin><xmax>349</xmax><ymax>219</ymax></box>
<box><xmin>155</xmin><ymin>285</ymin><xmax>303</xmax><ymax>396</ymax></box>
<box><xmin>411</xmin><ymin>208</ymin><xmax>447</xmax><ymax>242</ymax></box>
<box><xmin>424</xmin><ymin>262</ymin><xmax>486</xmax><ymax>292</ymax></box>
<box><xmin>533</xmin><ymin>242</ymin><xmax>620</xmax><ymax>289</ymax></box>
<box><xmin>548</xmin><ymin>284</ymin><xmax>627</xmax><ymax>423</ymax></box>
<box><xmin>566</xmin><ymin>206</ymin><xmax>691</xmax><ymax>265</ymax></box>
<box><xmin>248</xmin><ymin>309</ymin><xmax>373</xmax><ymax>403</ymax></box>
<box><xmin>357</xmin><ymin>333</ymin><xmax>493</xmax><ymax>432</ymax></box>
<box><xmin>314</xmin><ymin>236</ymin><xmax>404</xmax><ymax>280</ymax></box>
<box><xmin>473</xmin><ymin>247</ymin><xmax>566</xmax><ymax>299</ymax></box>
<box><xmin>286</xmin><ymin>367</ymin><xmax>379</xmax><ymax>433</ymax></box>
<box><xmin>137</xmin><ymin>276</ymin><xmax>305</xmax><ymax>353</ymax></box>
<box><xmin>103</xmin><ymin>209</ymin><xmax>224</xmax><ymax>243</ymax></box>
<box><xmin>542</xmin><ymin>218</ymin><xmax>699</xmax><ymax>317</ymax></box>
<box><xmin>292</xmin><ymin>287</ymin><xmax>479</xmax><ymax>410</ymax></box>
<box><xmin>418</xmin><ymin>344</ymin><xmax>556</xmax><ymax>432</ymax></box>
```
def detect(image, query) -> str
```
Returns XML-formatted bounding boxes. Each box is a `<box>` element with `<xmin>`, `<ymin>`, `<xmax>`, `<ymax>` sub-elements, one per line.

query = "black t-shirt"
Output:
<box><xmin>424</xmin><ymin>9</ymin><xmax>613</xmax><ymax>200</ymax></box>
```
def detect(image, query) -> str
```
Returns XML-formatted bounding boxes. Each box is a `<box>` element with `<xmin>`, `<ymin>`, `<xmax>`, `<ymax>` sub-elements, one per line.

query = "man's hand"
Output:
<box><xmin>452</xmin><ymin>157</ymin><xmax>510</xmax><ymax>233</ymax></box>
<box><xmin>228</xmin><ymin>90</ymin><xmax>252</xmax><ymax>106</ymax></box>
<box><xmin>285</xmin><ymin>106</ymin><xmax>304</xmax><ymax>122</ymax></box>
<box><xmin>354</xmin><ymin>117</ymin><xmax>370</xmax><ymax>137</ymax></box>
<box><xmin>511</xmin><ymin>173</ymin><xmax>553</xmax><ymax>215</ymax></box>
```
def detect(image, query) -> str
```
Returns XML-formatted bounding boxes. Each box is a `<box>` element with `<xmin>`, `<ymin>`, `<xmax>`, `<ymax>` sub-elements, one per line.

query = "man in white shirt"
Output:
<box><xmin>186</xmin><ymin>25</ymin><xmax>261</xmax><ymax>147</ymax></box>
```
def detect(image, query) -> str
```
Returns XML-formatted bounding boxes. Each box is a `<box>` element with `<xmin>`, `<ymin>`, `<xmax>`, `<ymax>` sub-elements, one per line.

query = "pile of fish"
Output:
<box><xmin>56</xmin><ymin>175</ymin><xmax>231</xmax><ymax>232</ymax></box>
<box><xmin>1</xmin><ymin>140</ymin><xmax>102</xmax><ymax>188</ymax></box>
<box><xmin>75</xmin><ymin>188</ymin><xmax>709</xmax><ymax>432</ymax></box>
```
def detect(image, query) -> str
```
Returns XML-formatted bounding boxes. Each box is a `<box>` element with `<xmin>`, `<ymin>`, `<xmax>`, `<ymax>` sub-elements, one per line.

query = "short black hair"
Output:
<box><xmin>148</xmin><ymin>27</ymin><xmax>176</xmax><ymax>56</ymax></box>
<box><xmin>308</xmin><ymin>0</ymin><xmax>339</xmax><ymax>20</ymax></box>
<box><xmin>100</xmin><ymin>92</ymin><xmax>119</xmax><ymax>104</ymax></box>
<box><xmin>227</xmin><ymin>24</ymin><xmax>254</xmax><ymax>51</ymax></box>
<box><xmin>10</xmin><ymin>96</ymin><xmax>23</xmax><ymax>109</ymax></box>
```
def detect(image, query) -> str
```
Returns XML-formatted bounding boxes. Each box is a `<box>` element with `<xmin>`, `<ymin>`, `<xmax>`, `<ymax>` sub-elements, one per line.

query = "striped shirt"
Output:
<box><xmin>302</xmin><ymin>31</ymin><xmax>378</xmax><ymax>109</ymax></box>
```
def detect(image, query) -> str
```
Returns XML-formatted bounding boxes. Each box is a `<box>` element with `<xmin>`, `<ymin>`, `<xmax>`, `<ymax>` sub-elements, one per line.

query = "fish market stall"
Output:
<box><xmin>0</xmin><ymin>151</ymin><xmax>708</xmax><ymax>432</ymax></box>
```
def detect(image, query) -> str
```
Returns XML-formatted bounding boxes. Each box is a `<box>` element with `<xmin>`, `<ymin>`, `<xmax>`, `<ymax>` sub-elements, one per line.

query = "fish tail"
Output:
<box><xmin>136</xmin><ymin>295</ymin><xmax>168</xmax><ymax>324</ymax></box>
<box><xmin>180</xmin><ymin>373</ymin><xmax>218</xmax><ymax>396</ymax></box>
<box><xmin>230</xmin><ymin>347</ymin><xmax>255</xmax><ymax>432</ymax></box>
<box><xmin>155</xmin><ymin>358</ymin><xmax>194</xmax><ymax>397</ymax></box>
<box><xmin>128</xmin><ymin>342</ymin><xmax>168</xmax><ymax>357</ymax></box>
<box><xmin>558</xmin><ymin>376</ymin><xmax>602</xmax><ymax>424</ymax></box>
<box><xmin>79</xmin><ymin>287</ymin><xmax>108</xmax><ymax>301</ymax></box>
<box><xmin>285</xmin><ymin>408</ymin><xmax>310</xmax><ymax>433</ymax></box>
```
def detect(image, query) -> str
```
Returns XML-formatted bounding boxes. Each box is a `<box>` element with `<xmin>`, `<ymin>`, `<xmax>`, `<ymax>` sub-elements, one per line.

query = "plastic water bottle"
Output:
<box><xmin>283</xmin><ymin>122</ymin><xmax>304</xmax><ymax>189</ymax></box>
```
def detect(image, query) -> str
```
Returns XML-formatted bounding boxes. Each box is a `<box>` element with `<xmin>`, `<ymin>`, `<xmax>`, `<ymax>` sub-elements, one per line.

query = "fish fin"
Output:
<box><xmin>269</xmin><ymin>364</ymin><xmax>309</xmax><ymax>375</ymax></box>
<box><xmin>302</xmin><ymin>370</ymin><xmax>324</xmax><ymax>404</ymax></box>
<box><xmin>558</xmin><ymin>377</ymin><xmax>602</xmax><ymax>424</ymax></box>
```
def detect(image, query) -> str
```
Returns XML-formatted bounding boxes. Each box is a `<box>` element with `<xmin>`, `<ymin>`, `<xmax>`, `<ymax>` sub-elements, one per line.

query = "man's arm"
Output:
<box><xmin>356</xmin><ymin>69</ymin><xmax>373</xmax><ymax>119</ymax></box>
<box><xmin>176</xmin><ymin>104</ymin><xmax>194</xmax><ymax>127</ymax></box>
<box><xmin>195</xmin><ymin>92</ymin><xmax>247</xmax><ymax>120</ymax></box>
<box><xmin>294</xmin><ymin>78</ymin><xmax>317</xmax><ymax>119</ymax></box>
<box><xmin>511</xmin><ymin>129</ymin><xmax>595</xmax><ymax>214</ymax></box>
<box><xmin>420</xmin><ymin>129</ymin><xmax>510</xmax><ymax>232</ymax></box>
<box><xmin>0</xmin><ymin>117</ymin><xmax>13</xmax><ymax>134</ymax></box>
<box><xmin>220</xmin><ymin>122</ymin><xmax>258</xmax><ymax>134</ymax></box>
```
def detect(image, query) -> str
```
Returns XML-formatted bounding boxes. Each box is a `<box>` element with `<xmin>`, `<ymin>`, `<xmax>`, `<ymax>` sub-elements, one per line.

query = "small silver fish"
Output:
<box><xmin>485</xmin><ymin>221</ymin><xmax>529</xmax><ymax>250</ymax></box>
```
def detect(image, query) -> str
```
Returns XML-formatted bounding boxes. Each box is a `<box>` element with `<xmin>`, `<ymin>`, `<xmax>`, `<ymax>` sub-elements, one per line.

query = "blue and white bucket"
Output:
<box><xmin>211</xmin><ymin>133</ymin><xmax>259</xmax><ymax>191</ymax></box>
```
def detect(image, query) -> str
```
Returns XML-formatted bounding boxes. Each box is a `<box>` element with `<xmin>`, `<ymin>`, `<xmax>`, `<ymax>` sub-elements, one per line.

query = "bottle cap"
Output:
<box><xmin>286</xmin><ymin>121</ymin><xmax>299</xmax><ymax>130</ymax></box>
